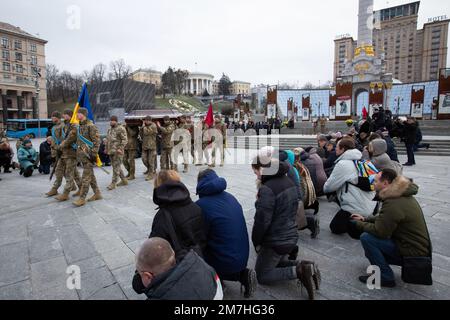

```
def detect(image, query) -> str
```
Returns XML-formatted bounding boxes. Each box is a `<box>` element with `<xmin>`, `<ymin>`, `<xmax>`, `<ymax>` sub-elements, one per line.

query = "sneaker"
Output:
<box><xmin>359</xmin><ymin>275</ymin><xmax>396</xmax><ymax>288</ymax></box>
<box><xmin>240</xmin><ymin>269</ymin><xmax>257</xmax><ymax>299</ymax></box>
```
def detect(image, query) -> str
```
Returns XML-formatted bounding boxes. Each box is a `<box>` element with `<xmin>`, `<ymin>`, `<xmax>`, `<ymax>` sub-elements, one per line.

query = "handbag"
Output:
<box><xmin>401</xmin><ymin>211</ymin><xmax>433</xmax><ymax>286</ymax></box>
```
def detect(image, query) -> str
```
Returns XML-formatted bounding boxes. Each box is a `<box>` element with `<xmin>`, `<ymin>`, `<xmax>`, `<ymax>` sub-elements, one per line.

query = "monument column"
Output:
<box><xmin>357</xmin><ymin>0</ymin><xmax>374</xmax><ymax>48</ymax></box>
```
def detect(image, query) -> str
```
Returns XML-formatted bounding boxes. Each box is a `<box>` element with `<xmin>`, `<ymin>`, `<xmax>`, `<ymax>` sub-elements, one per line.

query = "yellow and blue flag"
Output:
<box><xmin>71</xmin><ymin>83</ymin><xmax>103</xmax><ymax>167</ymax></box>
<box><xmin>70</xmin><ymin>83</ymin><xmax>95</xmax><ymax>125</ymax></box>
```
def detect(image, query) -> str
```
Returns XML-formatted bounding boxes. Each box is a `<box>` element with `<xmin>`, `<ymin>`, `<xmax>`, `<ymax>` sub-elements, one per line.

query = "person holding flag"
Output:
<box><xmin>70</xmin><ymin>83</ymin><xmax>103</xmax><ymax>207</ymax></box>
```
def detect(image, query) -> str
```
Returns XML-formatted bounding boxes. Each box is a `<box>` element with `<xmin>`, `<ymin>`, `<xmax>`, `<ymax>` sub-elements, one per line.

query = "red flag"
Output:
<box><xmin>205</xmin><ymin>102</ymin><xmax>214</xmax><ymax>127</ymax></box>
<box><xmin>362</xmin><ymin>107</ymin><xmax>368</xmax><ymax>120</ymax></box>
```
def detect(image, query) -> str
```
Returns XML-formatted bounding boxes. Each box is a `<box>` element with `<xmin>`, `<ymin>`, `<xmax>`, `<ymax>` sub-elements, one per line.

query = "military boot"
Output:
<box><xmin>45</xmin><ymin>188</ymin><xmax>59</xmax><ymax>197</ymax></box>
<box><xmin>88</xmin><ymin>190</ymin><xmax>103</xmax><ymax>202</ymax></box>
<box><xmin>117</xmin><ymin>178</ymin><xmax>128</xmax><ymax>187</ymax></box>
<box><xmin>107</xmin><ymin>183</ymin><xmax>117</xmax><ymax>191</ymax></box>
<box><xmin>72</xmin><ymin>189</ymin><xmax>82</xmax><ymax>197</ymax></box>
<box><xmin>55</xmin><ymin>192</ymin><xmax>70</xmax><ymax>202</ymax></box>
<box><xmin>73</xmin><ymin>197</ymin><xmax>86</xmax><ymax>207</ymax></box>
<box><xmin>145</xmin><ymin>174</ymin><xmax>154</xmax><ymax>182</ymax></box>
<box><xmin>128</xmin><ymin>172</ymin><xmax>136</xmax><ymax>181</ymax></box>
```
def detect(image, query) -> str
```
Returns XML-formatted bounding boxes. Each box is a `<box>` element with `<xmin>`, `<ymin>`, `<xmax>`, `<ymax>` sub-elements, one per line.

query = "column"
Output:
<box><xmin>196</xmin><ymin>79</ymin><xmax>199</xmax><ymax>95</ymax></box>
<box><xmin>17</xmin><ymin>91</ymin><xmax>23</xmax><ymax>119</ymax></box>
<box><xmin>1</xmin><ymin>89</ymin><xmax>8</xmax><ymax>122</ymax></box>
<box><xmin>32</xmin><ymin>95</ymin><xmax>38</xmax><ymax>119</ymax></box>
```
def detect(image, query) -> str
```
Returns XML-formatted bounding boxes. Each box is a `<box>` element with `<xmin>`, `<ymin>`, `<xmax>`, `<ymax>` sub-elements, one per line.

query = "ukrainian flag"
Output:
<box><xmin>70</xmin><ymin>83</ymin><xmax>94</xmax><ymax>124</ymax></box>
<box><xmin>71</xmin><ymin>83</ymin><xmax>103</xmax><ymax>167</ymax></box>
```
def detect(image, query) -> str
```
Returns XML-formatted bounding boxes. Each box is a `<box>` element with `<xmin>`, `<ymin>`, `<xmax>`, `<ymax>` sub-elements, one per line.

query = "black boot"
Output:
<box><xmin>239</xmin><ymin>269</ymin><xmax>257</xmax><ymax>299</ymax></box>
<box><xmin>307</xmin><ymin>215</ymin><xmax>320</xmax><ymax>239</ymax></box>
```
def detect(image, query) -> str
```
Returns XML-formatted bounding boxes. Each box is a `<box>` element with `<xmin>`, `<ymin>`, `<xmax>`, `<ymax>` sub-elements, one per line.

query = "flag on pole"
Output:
<box><xmin>362</xmin><ymin>106</ymin><xmax>368</xmax><ymax>120</ymax></box>
<box><xmin>205</xmin><ymin>102</ymin><xmax>214</xmax><ymax>127</ymax></box>
<box><xmin>70</xmin><ymin>83</ymin><xmax>95</xmax><ymax>125</ymax></box>
<box><xmin>71</xmin><ymin>83</ymin><xmax>103</xmax><ymax>168</ymax></box>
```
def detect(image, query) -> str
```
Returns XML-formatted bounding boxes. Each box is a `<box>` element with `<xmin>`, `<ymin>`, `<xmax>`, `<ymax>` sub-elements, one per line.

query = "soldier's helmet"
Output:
<box><xmin>163</xmin><ymin>116</ymin><xmax>170</xmax><ymax>121</ymax></box>
<box><xmin>144</xmin><ymin>116</ymin><xmax>152</xmax><ymax>121</ymax></box>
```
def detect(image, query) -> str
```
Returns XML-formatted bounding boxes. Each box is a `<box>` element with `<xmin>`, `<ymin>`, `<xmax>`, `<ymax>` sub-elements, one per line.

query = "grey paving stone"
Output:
<box><xmin>0</xmin><ymin>241</ymin><xmax>29</xmax><ymax>287</ymax></box>
<box><xmin>30</xmin><ymin>256</ymin><xmax>69</xmax><ymax>292</ymax></box>
<box><xmin>29</xmin><ymin>228</ymin><xmax>63</xmax><ymax>263</ymax></box>
<box><xmin>57</xmin><ymin>225</ymin><xmax>99</xmax><ymax>264</ymax></box>
<box><xmin>87</xmin><ymin>284</ymin><xmax>127</xmax><ymax>300</ymax></box>
<box><xmin>0</xmin><ymin>280</ymin><xmax>32</xmax><ymax>300</ymax></box>
<box><xmin>101</xmin><ymin>246</ymin><xmax>135</xmax><ymax>271</ymax></box>
<box><xmin>76</xmin><ymin>266</ymin><xmax>117</xmax><ymax>300</ymax></box>
<box><xmin>111</xmin><ymin>264</ymin><xmax>145</xmax><ymax>300</ymax></box>
<box><xmin>108</xmin><ymin>218</ymin><xmax>148</xmax><ymax>243</ymax></box>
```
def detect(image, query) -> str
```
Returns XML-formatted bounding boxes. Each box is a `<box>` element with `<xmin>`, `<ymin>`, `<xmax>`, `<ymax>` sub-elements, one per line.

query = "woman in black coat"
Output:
<box><xmin>150</xmin><ymin>170</ymin><xmax>207</xmax><ymax>260</ymax></box>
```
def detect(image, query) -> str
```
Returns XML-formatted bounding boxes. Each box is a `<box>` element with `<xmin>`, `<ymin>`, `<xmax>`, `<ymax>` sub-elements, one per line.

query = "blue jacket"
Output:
<box><xmin>18</xmin><ymin>146</ymin><xmax>38</xmax><ymax>169</ymax></box>
<box><xmin>196</xmin><ymin>171</ymin><xmax>249</xmax><ymax>275</ymax></box>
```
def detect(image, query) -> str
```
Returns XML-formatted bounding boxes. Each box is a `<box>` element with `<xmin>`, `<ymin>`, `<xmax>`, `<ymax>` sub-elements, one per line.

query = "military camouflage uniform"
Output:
<box><xmin>107</xmin><ymin>124</ymin><xmax>128</xmax><ymax>184</ymax></box>
<box><xmin>202</xmin><ymin>123</ymin><xmax>212</xmax><ymax>165</ymax></box>
<box><xmin>57</xmin><ymin>120</ymin><xmax>82</xmax><ymax>194</ymax></box>
<box><xmin>77</xmin><ymin>120</ymin><xmax>101</xmax><ymax>199</ymax></box>
<box><xmin>159</xmin><ymin>121</ymin><xmax>176</xmax><ymax>170</ymax></box>
<box><xmin>211</xmin><ymin>120</ymin><xmax>227</xmax><ymax>166</ymax></box>
<box><xmin>124</xmin><ymin>125</ymin><xmax>138</xmax><ymax>178</ymax></box>
<box><xmin>140</xmin><ymin>121</ymin><xmax>158</xmax><ymax>177</ymax></box>
<box><xmin>51</xmin><ymin>121</ymin><xmax>81</xmax><ymax>192</ymax></box>
<box><xmin>174</xmin><ymin>121</ymin><xmax>192</xmax><ymax>170</ymax></box>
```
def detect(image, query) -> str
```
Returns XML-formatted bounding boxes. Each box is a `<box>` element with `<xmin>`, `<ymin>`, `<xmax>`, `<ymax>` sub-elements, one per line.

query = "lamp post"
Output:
<box><xmin>34</xmin><ymin>68</ymin><xmax>42</xmax><ymax>138</ymax></box>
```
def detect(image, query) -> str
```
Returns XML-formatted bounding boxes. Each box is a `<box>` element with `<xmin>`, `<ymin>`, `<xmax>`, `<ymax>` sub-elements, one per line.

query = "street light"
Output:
<box><xmin>34</xmin><ymin>68</ymin><xmax>42</xmax><ymax>138</ymax></box>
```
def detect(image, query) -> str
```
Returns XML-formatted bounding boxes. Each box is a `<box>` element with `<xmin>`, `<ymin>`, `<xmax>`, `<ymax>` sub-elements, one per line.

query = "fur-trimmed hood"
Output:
<box><xmin>379</xmin><ymin>176</ymin><xmax>419</xmax><ymax>200</ymax></box>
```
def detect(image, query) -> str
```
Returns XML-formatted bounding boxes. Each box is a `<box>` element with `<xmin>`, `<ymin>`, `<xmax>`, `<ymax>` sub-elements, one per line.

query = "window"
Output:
<box><xmin>16</xmin><ymin>64</ymin><xmax>23</xmax><ymax>73</ymax></box>
<box><xmin>1</xmin><ymin>37</ymin><xmax>9</xmax><ymax>48</ymax></box>
<box><xmin>30</xmin><ymin>43</ymin><xmax>37</xmax><ymax>52</ymax></box>
<box><xmin>2</xmin><ymin>62</ymin><xmax>10</xmax><ymax>71</ymax></box>
<box><xmin>15</xmin><ymin>52</ymin><xmax>22</xmax><ymax>61</ymax></box>
<box><xmin>3</xmin><ymin>73</ymin><xmax>11</xmax><ymax>79</ymax></box>
<box><xmin>2</xmin><ymin>50</ymin><xmax>9</xmax><ymax>60</ymax></box>
<box><xmin>31</xmin><ymin>55</ymin><xmax>37</xmax><ymax>65</ymax></box>
<box><xmin>14</xmin><ymin>40</ymin><xmax>22</xmax><ymax>50</ymax></box>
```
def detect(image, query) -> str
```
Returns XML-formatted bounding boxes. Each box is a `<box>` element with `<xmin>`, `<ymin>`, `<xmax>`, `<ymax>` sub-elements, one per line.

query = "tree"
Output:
<box><xmin>89</xmin><ymin>63</ymin><xmax>107</xmax><ymax>85</ymax></box>
<box><xmin>108</xmin><ymin>59</ymin><xmax>132</xmax><ymax>80</ymax></box>
<box><xmin>174</xmin><ymin>69</ymin><xmax>189</xmax><ymax>95</ymax></box>
<box><xmin>46</xmin><ymin>64</ymin><xmax>59</xmax><ymax>102</ymax></box>
<box><xmin>218</xmin><ymin>73</ymin><xmax>231</xmax><ymax>95</ymax></box>
<box><xmin>161</xmin><ymin>67</ymin><xmax>176</xmax><ymax>98</ymax></box>
<box><xmin>301</xmin><ymin>82</ymin><xmax>315</xmax><ymax>90</ymax></box>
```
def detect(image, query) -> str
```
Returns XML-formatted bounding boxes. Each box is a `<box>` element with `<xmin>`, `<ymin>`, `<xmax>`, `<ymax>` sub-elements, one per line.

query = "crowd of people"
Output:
<box><xmin>0</xmin><ymin>108</ymin><xmax>433</xmax><ymax>300</ymax></box>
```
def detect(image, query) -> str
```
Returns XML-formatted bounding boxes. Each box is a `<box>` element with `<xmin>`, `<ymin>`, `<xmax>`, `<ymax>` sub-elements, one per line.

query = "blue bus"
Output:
<box><xmin>6</xmin><ymin>119</ymin><xmax>52</xmax><ymax>139</ymax></box>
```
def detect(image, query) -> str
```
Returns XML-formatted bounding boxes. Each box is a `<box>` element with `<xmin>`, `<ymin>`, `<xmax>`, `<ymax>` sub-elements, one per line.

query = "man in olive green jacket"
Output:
<box><xmin>351</xmin><ymin>169</ymin><xmax>431</xmax><ymax>287</ymax></box>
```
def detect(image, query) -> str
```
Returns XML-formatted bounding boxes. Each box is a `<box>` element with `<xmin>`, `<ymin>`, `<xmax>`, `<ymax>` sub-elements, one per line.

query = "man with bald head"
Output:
<box><xmin>133</xmin><ymin>238</ymin><xmax>223</xmax><ymax>300</ymax></box>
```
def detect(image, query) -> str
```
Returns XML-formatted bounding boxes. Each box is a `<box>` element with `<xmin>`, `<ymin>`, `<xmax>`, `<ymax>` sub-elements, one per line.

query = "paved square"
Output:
<box><xmin>0</xmin><ymin>143</ymin><xmax>449</xmax><ymax>300</ymax></box>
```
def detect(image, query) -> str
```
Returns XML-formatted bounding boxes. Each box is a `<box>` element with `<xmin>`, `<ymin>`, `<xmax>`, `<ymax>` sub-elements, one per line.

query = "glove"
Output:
<box><xmin>27</xmin><ymin>155</ymin><xmax>32</xmax><ymax>159</ymax></box>
<box><xmin>57</xmin><ymin>148</ymin><xmax>63</xmax><ymax>158</ymax></box>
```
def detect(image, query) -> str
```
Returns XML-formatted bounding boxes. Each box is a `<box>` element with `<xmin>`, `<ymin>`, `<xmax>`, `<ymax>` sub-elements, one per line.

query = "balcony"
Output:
<box><xmin>0</xmin><ymin>75</ymin><xmax>35</xmax><ymax>87</ymax></box>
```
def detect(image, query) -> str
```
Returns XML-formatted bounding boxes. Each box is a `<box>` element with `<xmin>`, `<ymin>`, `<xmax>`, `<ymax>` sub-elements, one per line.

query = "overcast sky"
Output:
<box><xmin>1</xmin><ymin>0</ymin><xmax>449</xmax><ymax>86</ymax></box>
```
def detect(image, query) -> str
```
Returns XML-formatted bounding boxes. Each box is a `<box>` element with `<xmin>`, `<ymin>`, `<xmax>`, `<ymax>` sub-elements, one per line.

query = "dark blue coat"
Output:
<box><xmin>196</xmin><ymin>171</ymin><xmax>249</xmax><ymax>276</ymax></box>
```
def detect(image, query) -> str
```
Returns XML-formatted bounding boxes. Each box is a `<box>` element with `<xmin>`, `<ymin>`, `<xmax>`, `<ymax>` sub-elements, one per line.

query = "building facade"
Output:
<box><xmin>0</xmin><ymin>22</ymin><xmax>47</xmax><ymax>123</ymax></box>
<box><xmin>334</xmin><ymin>2</ymin><xmax>449</xmax><ymax>83</ymax></box>
<box><xmin>183</xmin><ymin>72</ymin><xmax>214</xmax><ymax>96</ymax></box>
<box><xmin>129</xmin><ymin>69</ymin><xmax>162</xmax><ymax>88</ymax></box>
<box><xmin>230</xmin><ymin>81</ymin><xmax>251</xmax><ymax>95</ymax></box>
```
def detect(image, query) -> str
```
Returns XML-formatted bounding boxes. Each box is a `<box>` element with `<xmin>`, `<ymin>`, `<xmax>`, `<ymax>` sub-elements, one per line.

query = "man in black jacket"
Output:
<box><xmin>39</xmin><ymin>136</ymin><xmax>53</xmax><ymax>175</ymax></box>
<box><xmin>135</xmin><ymin>238</ymin><xmax>222</xmax><ymax>300</ymax></box>
<box><xmin>251</xmin><ymin>159</ymin><xmax>321</xmax><ymax>300</ymax></box>
<box><xmin>399</xmin><ymin>117</ymin><xmax>418</xmax><ymax>166</ymax></box>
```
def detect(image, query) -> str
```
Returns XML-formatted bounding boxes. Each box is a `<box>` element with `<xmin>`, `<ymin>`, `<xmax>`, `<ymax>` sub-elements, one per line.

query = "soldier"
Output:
<box><xmin>46</xmin><ymin>109</ymin><xmax>81</xmax><ymax>201</ymax></box>
<box><xmin>157</xmin><ymin>116</ymin><xmax>176</xmax><ymax>171</ymax></box>
<box><xmin>211</xmin><ymin>115</ymin><xmax>227</xmax><ymax>167</ymax></box>
<box><xmin>53</xmin><ymin>110</ymin><xmax>83</xmax><ymax>201</ymax></box>
<box><xmin>124</xmin><ymin>123</ymin><xmax>138</xmax><ymax>181</ymax></box>
<box><xmin>319</xmin><ymin>116</ymin><xmax>327</xmax><ymax>134</ymax></box>
<box><xmin>186</xmin><ymin>116</ymin><xmax>195</xmax><ymax>164</ymax></box>
<box><xmin>106</xmin><ymin>116</ymin><xmax>128</xmax><ymax>190</ymax></box>
<box><xmin>140</xmin><ymin>116</ymin><xmax>158</xmax><ymax>181</ymax></box>
<box><xmin>73</xmin><ymin>108</ymin><xmax>102</xmax><ymax>207</ymax></box>
<box><xmin>194</xmin><ymin>116</ymin><xmax>205</xmax><ymax>166</ymax></box>
<box><xmin>175</xmin><ymin>115</ymin><xmax>192</xmax><ymax>173</ymax></box>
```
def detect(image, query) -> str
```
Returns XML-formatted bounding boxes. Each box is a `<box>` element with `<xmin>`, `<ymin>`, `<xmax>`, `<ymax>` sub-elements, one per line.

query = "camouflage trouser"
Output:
<box><xmin>160</xmin><ymin>148</ymin><xmax>174</xmax><ymax>170</ymax></box>
<box><xmin>80</xmin><ymin>160</ymin><xmax>99</xmax><ymax>199</ymax></box>
<box><xmin>142</xmin><ymin>149</ymin><xmax>157</xmax><ymax>174</ymax></box>
<box><xmin>111</xmin><ymin>154</ymin><xmax>125</xmax><ymax>184</ymax></box>
<box><xmin>191</xmin><ymin>141</ymin><xmax>195</xmax><ymax>164</ymax></box>
<box><xmin>202</xmin><ymin>143</ymin><xmax>211</xmax><ymax>165</ymax></box>
<box><xmin>123</xmin><ymin>149</ymin><xmax>136</xmax><ymax>176</ymax></box>
<box><xmin>211</xmin><ymin>141</ymin><xmax>226</xmax><ymax>165</ymax></box>
<box><xmin>53</xmin><ymin>158</ymin><xmax>81</xmax><ymax>190</ymax></box>
<box><xmin>173</xmin><ymin>142</ymin><xmax>190</xmax><ymax>167</ymax></box>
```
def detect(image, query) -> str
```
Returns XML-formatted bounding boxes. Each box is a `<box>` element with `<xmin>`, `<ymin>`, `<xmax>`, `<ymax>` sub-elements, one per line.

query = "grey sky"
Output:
<box><xmin>1</xmin><ymin>0</ymin><xmax>449</xmax><ymax>86</ymax></box>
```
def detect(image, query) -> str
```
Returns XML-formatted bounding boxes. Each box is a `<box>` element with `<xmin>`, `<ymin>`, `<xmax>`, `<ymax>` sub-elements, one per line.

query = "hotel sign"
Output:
<box><xmin>428</xmin><ymin>15</ymin><xmax>447</xmax><ymax>23</ymax></box>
